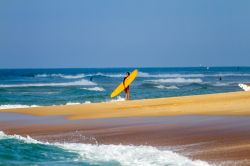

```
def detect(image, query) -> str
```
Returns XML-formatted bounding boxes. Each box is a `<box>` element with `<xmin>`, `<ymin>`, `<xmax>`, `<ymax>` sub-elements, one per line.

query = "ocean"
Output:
<box><xmin>1</xmin><ymin>67</ymin><xmax>250</xmax><ymax>166</ymax></box>
<box><xmin>0</xmin><ymin>67</ymin><xmax>249</xmax><ymax>109</ymax></box>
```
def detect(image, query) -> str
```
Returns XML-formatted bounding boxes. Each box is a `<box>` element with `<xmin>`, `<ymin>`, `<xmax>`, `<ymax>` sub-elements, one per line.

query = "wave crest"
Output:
<box><xmin>155</xmin><ymin>85</ymin><xmax>179</xmax><ymax>90</ymax></box>
<box><xmin>36</xmin><ymin>74</ymin><xmax>86</xmax><ymax>79</ymax></box>
<box><xmin>81</xmin><ymin>87</ymin><xmax>105</xmax><ymax>92</ymax></box>
<box><xmin>148</xmin><ymin>78</ymin><xmax>203</xmax><ymax>84</ymax></box>
<box><xmin>66</xmin><ymin>101</ymin><xmax>91</xmax><ymax>105</ymax></box>
<box><xmin>0</xmin><ymin>104</ymin><xmax>40</xmax><ymax>110</ymax></box>
<box><xmin>0</xmin><ymin>79</ymin><xmax>96</xmax><ymax>88</ymax></box>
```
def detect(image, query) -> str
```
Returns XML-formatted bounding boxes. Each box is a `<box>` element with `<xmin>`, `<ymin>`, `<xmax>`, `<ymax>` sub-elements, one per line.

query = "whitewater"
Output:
<box><xmin>0</xmin><ymin>131</ymin><xmax>212</xmax><ymax>166</ymax></box>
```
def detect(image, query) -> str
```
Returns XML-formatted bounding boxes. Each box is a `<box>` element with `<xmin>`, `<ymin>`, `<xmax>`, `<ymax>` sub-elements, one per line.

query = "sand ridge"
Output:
<box><xmin>1</xmin><ymin>91</ymin><xmax>250</xmax><ymax>120</ymax></box>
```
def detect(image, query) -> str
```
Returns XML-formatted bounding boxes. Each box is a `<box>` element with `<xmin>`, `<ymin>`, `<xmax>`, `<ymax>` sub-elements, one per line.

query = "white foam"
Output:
<box><xmin>0</xmin><ymin>101</ymin><xmax>93</xmax><ymax>109</ymax></box>
<box><xmin>36</xmin><ymin>74</ymin><xmax>86</xmax><ymax>79</ymax></box>
<box><xmin>65</xmin><ymin>102</ymin><xmax>81</xmax><ymax>105</ymax></box>
<box><xmin>0</xmin><ymin>79</ymin><xmax>96</xmax><ymax>88</ymax></box>
<box><xmin>0</xmin><ymin>131</ymin><xmax>42</xmax><ymax>144</ymax></box>
<box><xmin>35</xmin><ymin>74</ymin><xmax>49</xmax><ymax>78</ymax></box>
<box><xmin>239</xmin><ymin>84</ymin><xmax>250</xmax><ymax>91</ymax></box>
<box><xmin>139</xmin><ymin>72</ymin><xmax>205</xmax><ymax>78</ymax></box>
<box><xmin>110</xmin><ymin>96</ymin><xmax>126</xmax><ymax>102</ymax></box>
<box><xmin>155</xmin><ymin>85</ymin><xmax>179</xmax><ymax>90</ymax></box>
<box><xmin>0</xmin><ymin>104</ymin><xmax>40</xmax><ymax>110</ymax></box>
<box><xmin>104</xmin><ymin>73</ymin><xmax>124</xmax><ymax>77</ymax></box>
<box><xmin>62</xmin><ymin>144</ymin><xmax>212</xmax><ymax>166</ymax></box>
<box><xmin>212</xmin><ymin>82</ymin><xmax>232</xmax><ymax>86</ymax></box>
<box><xmin>148</xmin><ymin>78</ymin><xmax>203</xmax><ymax>84</ymax></box>
<box><xmin>81</xmin><ymin>87</ymin><xmax>105</xmax><ymax>92</ymax></box>
<box><xmin>66</xmin><ymin>101</ymin><xmax>91</xmax><ymax>105</ymax></box>
<box><xmin>0</xmin><ymin>131</ymin><xmax>212</xmax><ymax>166</ymax></box>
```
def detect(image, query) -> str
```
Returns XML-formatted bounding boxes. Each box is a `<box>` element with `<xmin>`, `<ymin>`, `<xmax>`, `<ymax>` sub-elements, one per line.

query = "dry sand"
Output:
<box><xmin>0</xmin><ymin>91</ymin><xmax>250</xmax><ymax>120</ymax></box>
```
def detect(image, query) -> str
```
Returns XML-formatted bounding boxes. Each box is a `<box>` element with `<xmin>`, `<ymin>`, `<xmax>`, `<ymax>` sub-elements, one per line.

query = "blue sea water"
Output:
<box><xmin>0</xmin><ymin>67</ymin><xmax>249</xmax><ymax>108</ymax></box>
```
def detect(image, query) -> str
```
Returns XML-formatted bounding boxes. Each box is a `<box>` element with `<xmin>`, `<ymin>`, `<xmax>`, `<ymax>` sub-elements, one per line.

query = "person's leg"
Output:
<box><xmin>124</xmin><ymin>88</ymin><xmax>128</xmax><ymax>100</ymax></box>
<box><xmin>127</xmin><ymin>87</ymin><xmax>130</xmax><ymax>100</ymax></box>
<box><xmin>127</xmin><ymin>90</ymin><xmax>130</xmax><ymax>100</ymax></box>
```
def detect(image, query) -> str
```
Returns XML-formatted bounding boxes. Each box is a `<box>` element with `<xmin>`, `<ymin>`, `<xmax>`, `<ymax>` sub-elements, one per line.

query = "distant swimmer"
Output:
<box><xmin>123</xmin><ymin>72</ymin><xmax>130</xmax><ymax>100</ymax></box>
<box><xmin>90</xmin><ymin>77</ymin><xmax>93</xmax><ymax>81</ymax></box>
<box><xmin>219</xmin><ymin>77</ymin><xmax>222</xmax><ymax>81</ymax></box>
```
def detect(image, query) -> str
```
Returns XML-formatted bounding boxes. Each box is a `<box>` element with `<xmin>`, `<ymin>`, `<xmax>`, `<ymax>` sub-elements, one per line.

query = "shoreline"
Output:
<box><xmin>0</xmin><ymin>91</ymin><xmax>250</xmax><ymax>120</ymax></box>
<box><xmin>1</xmin><ymin>115</ymin><xmax>250</xmax><ymax>165</ymax></box>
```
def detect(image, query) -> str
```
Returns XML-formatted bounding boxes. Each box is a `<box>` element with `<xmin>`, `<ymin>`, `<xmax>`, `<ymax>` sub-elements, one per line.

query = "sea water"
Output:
<box><xmin>0</xmin><ymin>67</ymin><xmax>250</xmax><ymax>109</ymax></box>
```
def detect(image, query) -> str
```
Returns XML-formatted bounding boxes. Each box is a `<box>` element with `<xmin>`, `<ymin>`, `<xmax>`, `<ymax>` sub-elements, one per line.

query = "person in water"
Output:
<box><xmin>123</xmin><ymin>72</ymin><xmax>130</xmax><ymax>100</ymax></box>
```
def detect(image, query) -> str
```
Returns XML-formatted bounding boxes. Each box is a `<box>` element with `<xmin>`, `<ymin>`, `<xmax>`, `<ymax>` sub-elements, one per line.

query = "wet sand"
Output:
<box><xmin>1</xmin><ymin>91</ymin><xmax>250</xmax><ymax>165</ymax></box>
<box><xmin>1</xmin><ymin>114</ymin><xmax>250</xmax><ymax>165</ymax></box>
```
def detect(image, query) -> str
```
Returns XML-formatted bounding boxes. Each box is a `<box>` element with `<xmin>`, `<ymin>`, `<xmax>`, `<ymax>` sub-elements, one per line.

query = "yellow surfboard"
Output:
<box><xmin>110</xmin><ymin>69</ymin><xmax>138</xmax><ymax>98</ymax></box>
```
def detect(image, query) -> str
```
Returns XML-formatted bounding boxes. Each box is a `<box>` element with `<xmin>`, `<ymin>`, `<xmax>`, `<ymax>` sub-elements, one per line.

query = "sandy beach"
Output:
<box><xmin>1</xmin><ymin>91</ymin><xmax>250</xmax><ymax>120</ymax></box>
<box><xmin>1</xmin><ymin>91</ymin><xmax>250</xmax><ymax>165</ymax></box>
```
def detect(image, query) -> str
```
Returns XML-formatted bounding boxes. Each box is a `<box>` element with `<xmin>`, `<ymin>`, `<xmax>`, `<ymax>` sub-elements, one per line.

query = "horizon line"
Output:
<box><xmin>0</xmin><ymin>66</ymin><xmax>249</xmax><ymax>70</ymax></box>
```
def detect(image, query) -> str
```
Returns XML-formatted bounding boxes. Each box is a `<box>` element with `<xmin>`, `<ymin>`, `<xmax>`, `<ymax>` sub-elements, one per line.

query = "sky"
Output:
<box><xmin>0</xmin><ymin>0</ymin><xmax>250</xmax><ymax>68</ymax></box>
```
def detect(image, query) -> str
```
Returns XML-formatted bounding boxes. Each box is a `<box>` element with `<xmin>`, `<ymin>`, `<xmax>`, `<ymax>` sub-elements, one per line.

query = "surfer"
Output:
<box><xmin>123</xmin><ymin>72</ymin><xmax>130</xmax><ymax>100</ymax></box>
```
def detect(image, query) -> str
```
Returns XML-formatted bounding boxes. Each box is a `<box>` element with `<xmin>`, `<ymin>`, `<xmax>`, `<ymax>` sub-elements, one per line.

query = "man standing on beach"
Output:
<box><xmin>123</xmin><ymin>72</ymin><xmax>130</xmax><ymax>100</ymax></box>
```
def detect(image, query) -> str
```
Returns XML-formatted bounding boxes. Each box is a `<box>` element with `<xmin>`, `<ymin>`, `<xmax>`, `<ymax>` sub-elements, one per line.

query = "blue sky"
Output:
<box><xmin>0</xmin><ymin>0</ymin><xmax>250</xmax><ymax>68</ymax></box>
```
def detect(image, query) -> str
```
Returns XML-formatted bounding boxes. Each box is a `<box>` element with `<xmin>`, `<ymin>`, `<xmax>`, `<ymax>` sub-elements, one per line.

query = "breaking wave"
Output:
<box><xmin>0</xmin><ymin>131</ymin><xmax>211</xmax><ymax>166</ymax></box>
<box><xmin>35</xmin><ymin>73</ymin><xmax>86</xmax><ymax>79</ymax></box>
<box><xmin>147</xmin><ymin>78</ymin><xmax>203</xmax><ymax>84</ymax></box>
<box><xmin>81</xmin><ymin>87</ymin><xmax>105</xmax><ymax>92</ymax></box>
<box><xmin>0</xmin><ymin>104</ymin><xmax>40</xmax><ymax>110</ymax></box>
<box><xmin>109</xmin><ymin>96</ymin><xmax>126</xmax><ymax>102</ymax></box>
<box><xmin>0</xmin><ymin>79</ymin><xmax>96</xmax><ymax>88</ymax></box>
<box><xmin>239</xmin><ymin>84</ymin><xmax>250</xmax><ymax>91</ymax></box>
<box><xmin>66</xmin><ymin>101</ymin><xmax>91</xmax><ymax>105</ymax></box>
<box><xmin>154</xmin><ymin>85</ymin><xmax>179</xmax><ymax>90</ymax></box>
